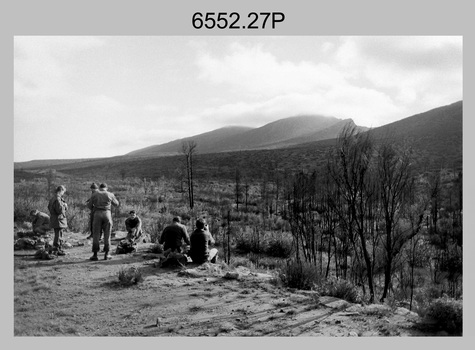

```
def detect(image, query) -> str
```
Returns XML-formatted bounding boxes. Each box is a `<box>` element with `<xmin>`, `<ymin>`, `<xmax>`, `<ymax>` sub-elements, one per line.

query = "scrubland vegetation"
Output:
<box><xmin>14</xmin><ymin>125</ymin><xmax>463</xmax><ymax>335</ymax></box>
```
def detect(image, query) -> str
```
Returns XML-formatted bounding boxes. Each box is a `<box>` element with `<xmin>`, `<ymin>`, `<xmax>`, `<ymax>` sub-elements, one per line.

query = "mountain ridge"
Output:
<box><xmin>126</xmin><ymin>114</ymin><xmax>352</xmax><ymax>157</ymax></box>
<box><xmin>14</xmin><ymin>101</ymin><xmax>462</xmax><ymax>177</ymax></box>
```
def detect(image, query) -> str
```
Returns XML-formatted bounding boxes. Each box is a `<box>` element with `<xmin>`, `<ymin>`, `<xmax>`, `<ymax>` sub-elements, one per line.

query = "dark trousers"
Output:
<box><xmin>92</xmin><ymin>210</ymin><xmax>112</xmax><ymax>253</ymax></box>
<box><xmin>53</xmin><ymin>228</ymin><xmax>63</xmax><ymax>248</ymax></box>
<box><xmin>89</xmin><ymin>210</ymin><xmax>103</xmax><ymax>239</ymax></box>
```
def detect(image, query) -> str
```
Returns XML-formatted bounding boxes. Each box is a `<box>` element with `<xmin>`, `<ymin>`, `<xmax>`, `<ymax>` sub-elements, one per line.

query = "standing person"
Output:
<box><xmin>47</xmin><ymin>185</ymin><xmax>68</xmax><ymax>256</ymax></box>
<box><xmin>86</xmin><ymin>183</ymin><xmax>99</xmax><ymax>239</ymax></box>
<box><xmin>87</xmin><ymin>183</ymin><xmax>119</xmax><ymax>261</ymax></box>
<box><xmin>159</xmin><ymin>216</ymin><xmax>190</xmax><ymax>253</ymax></box>
<box><xmin>189</xmin><ymin>218</ymin><xmax>218</xmax><ymax>264</ymax></box>
<box><xmin>125</xmin><ymin>210</ymin><xmax>143</xmax><ymax>243</ymax></box>
<box><xmin>29</xmin><ymin>209</ymin><xmax>51</xmax><ymax>235</ymax></box>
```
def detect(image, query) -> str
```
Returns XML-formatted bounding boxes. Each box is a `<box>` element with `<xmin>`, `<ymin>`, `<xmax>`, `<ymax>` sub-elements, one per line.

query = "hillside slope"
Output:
<box><xmin>127</xmin><ymin>114</ymin><xmax>345</xmax><ymax>157</ymax></box>
<box><xmin>127</xmin><ymin>126</ymin><xmax>253</xmax><ymax>157</ymax></box>
<box><xmin>14</xmin><ymin>101</ymin><xmax>462</xmax><ymax>180</ymax></box>
<box><xmin>262</xmin><ymin>118</ymin><xmax>367</xmax><ymax>149</ymax></box>
<box><xmin>368</xmin><ymin>100</ymin><xmax>462</xmax><ymax>170</ymax></box>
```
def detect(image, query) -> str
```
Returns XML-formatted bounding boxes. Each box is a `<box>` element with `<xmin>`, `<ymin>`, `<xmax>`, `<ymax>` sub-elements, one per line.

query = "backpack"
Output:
<box><xmin>116</xmin><ymin>239</ymin><xmax>137</xmax><ymax>254</ymax></box>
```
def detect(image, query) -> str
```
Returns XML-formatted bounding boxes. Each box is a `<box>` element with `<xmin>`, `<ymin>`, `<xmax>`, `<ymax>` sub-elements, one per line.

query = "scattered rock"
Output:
<box><xmin>338</xmin><ymin>312</ymin><xmax>361</xmax><ymax>316</ymax></box>
<box><xmin>63</xmin><ymin>243</ymin><xmax>73</xmax><ymax>249</ymax></box>
<box><xmin>320</xmin><ymin>296</ymin><xmax>349</xmax><ymax>309</ymax></box>
<box><xmin>219</xmin><ymin>322</ymin><xmax>236</xmax><ymax>332</ymax></box>
<box><xmin>395</xmin><ymin>307</ymin><xmax>418</xmax><ymax>318</ymax></box>
<box><xmin>235</xmin><ymin>266</ymin><xmax>251</xmax><ymax>275</ymax></box>
<box><xmin>364</xmin><ymin>304</ymin><xmax>391</xmax><ymax>315</ymax></box>
<box><xmin>34</xmin><ymin>248</ymin><xmax>55</xmax><ymax>260</ymax></box>
<box><xmin>14</xmin><ymin>238</ymin><xmax>37</xmax><ymax>250</ymax></box>
<box><xmin>142</xmin><ymin>253</ymin><xmax>161</xmax><ymax>260</ymax></box>
<box><xmin>346</xmin><ymin>305</ymin><xmax>364</xmax><ymax>313</ymax></box>
<box><xmin>177</xmin><ymin>269</ymin><xmax>202</xmax><ymax>278</ymax></box>
<box><xmin>223</xmin><ymin>271</ymin><xmax>240</xmax><ymax>280</ymax></box>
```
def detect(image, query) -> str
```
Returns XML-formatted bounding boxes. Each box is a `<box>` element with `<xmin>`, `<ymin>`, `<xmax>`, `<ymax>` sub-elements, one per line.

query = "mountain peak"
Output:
<box><xmin>127</xmin><ymin>113</ymin><xmax>351</xmax><ymax>157</ymax></box>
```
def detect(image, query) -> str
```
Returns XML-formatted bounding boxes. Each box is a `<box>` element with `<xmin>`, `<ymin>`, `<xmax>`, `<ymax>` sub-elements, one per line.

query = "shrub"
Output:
<box><xmin>228</xmin><ymin>256</ymin><xmax>256</xmax><ymax>270</ymax></box>
<box><xmin>65</xmin><ymin>205</ymin><xmax>89</xmax><ymax>233</ymax></box>
<box><xmin>265</xmin><ymin>238</ymin><xmax>292</xmax><ymax>258</ymax></box>
<box><xmin>118</xmin><ymin>266</ymin><xmax>143</xmax><ymax>286</ymax></box>
<box><xmin>149</xmin><ymin>243</ymin><xmax>164</xmax><ymax>254</ymax></box>
<box><xmin>320</xmin><ymin>276</ymin><xmax>362</xmax><ymax>304</ymax></box>
<box><xmin>235</xmin><ymin>236</ymin><xmax>260</xmax><ymax>254</ymax></box>
<box><xmin>425</xmin><ymin>296</ymin><xmax>463</xmax><ymax>334</ymax></box>
<box><xmin>278</xmin><ymin>260</ymin><xmax>321</xmax><ymax>290</ymax></box>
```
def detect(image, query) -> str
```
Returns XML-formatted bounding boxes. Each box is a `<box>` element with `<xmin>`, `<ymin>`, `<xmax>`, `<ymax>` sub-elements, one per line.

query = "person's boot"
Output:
<box><xmin>56</xmin><ymin>248</ymin><xmax>66</xmax><ymax>256</ymax></box>
<box><xmin>53</xmin><ymin>246</ymin><xmax>66</xmax><ymax>256</ymax></box>
<box><xmin>104</xmin><ymin>251</ymin><xmax>112</xmax><ymax>260</ymax></box>
<box><xmin>90</xmin><ymin>253</ymin><xmax>98</xmax><ymax>261</ymax></box>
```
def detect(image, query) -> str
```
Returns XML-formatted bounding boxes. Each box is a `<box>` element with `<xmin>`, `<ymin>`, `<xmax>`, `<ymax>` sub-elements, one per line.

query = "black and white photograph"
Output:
<box><xmin>12</xmin><ymin>34</ymin><xmax>464</xmax><ymax>337</ymax></box>
<box><xmin>5</xmin><ymin>0</ymin><xmax>473</xmax><ymax>344</ymax></box>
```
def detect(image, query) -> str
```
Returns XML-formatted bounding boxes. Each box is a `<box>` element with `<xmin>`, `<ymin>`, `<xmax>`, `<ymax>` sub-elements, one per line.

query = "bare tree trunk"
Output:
<box><xmin>227</xmin><ymin>210</ymin><xmax>231</xmax><ymax>263</ymax></box>
<box><xmin>181</xmin><ymin>140</ymin><xmax>197</xmax><ymax>209</ymax></box>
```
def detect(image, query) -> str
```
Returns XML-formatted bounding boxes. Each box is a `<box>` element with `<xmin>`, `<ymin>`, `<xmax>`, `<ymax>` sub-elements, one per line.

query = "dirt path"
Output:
<box><xmin>14</xmin><ymin>231</ymin><xmax>430</xmax><ymax>337</ymax></box>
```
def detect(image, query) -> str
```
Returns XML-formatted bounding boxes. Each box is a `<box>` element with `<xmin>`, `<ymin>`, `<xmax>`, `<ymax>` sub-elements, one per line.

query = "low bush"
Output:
<box><xmin>118</xmin><ymin>266</ymin><xmax>143</xmax><ymax>286</ymax></box>
<box><xmin>228</xmin><ymin>256</ymin><xmax>256</xmax><ymax>270</ymax></box>
<box><xmin>425</xmin><ymin>296</ymin><xmax>463</xmax><ymax>334</ymax></box>
<box><xmin>278</xmin><ymin>259</ymin><xmax>322</xmax><ymax>290</ymax></box>
<box><xmin>235</xmin><ymin>236</ymin><xmax>260</xmax><ymax>254</ymax></box>
<box><xmin>319</xmin><ymin>276</ymin><xmax>362</xmax><ymax>304</ymax></box>
<box><xmin>265</xmin><ymin>238</ymin><xmax>292</xmax><ymax>258</ymax></box>
<box><xmin>149</xmin><ymin>243</ymin><xmax>164</xmax><ymax>254</ymax></box>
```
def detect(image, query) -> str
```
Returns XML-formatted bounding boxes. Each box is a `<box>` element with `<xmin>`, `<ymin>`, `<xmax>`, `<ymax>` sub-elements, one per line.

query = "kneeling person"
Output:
<box><xmin>189</xmin><ymin>218</ymin><xmax>218</xmax><ymax>264</ymax></box>
<box><xmin>30</xmin><ymin>209</ymin><xmax>51</xmax><ymax>235</ymax></box>
<box><xmin>125</xmin><ymin>210</ymin><xmax>143</xmax><ymax>243</ymax></box>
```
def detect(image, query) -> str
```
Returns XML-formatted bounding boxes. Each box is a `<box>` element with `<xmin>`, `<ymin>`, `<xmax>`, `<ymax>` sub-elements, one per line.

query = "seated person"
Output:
<box><xmin>125</xmin><ymin>210</ymin><xmax>143</xmax><ymax>243</ymax></box>
<box><xmin>189</xmin><ymin>218</ymin><xmax>218</xmax><ymax>264</ymax></box>
<box><xmin>159</xmin><ymin>216</ymin><xmax>190</xmax><ymax>253</ymax></box>
<box><xmin>30</xmin><ymin>209</ymin><xmax>51</xmax><ymax>235</ymax></box>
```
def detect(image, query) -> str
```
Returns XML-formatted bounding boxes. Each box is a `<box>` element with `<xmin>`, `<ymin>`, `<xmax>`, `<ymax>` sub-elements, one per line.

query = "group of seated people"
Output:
<box><xmin>159</xmin><ymin>216</ymin><xmax>218</xmax><ymax>264</ymax></box>
<box><xmin>30</xmin><ymin>209</ymin><xmax>218</xmax><ymax>264</ymax></box>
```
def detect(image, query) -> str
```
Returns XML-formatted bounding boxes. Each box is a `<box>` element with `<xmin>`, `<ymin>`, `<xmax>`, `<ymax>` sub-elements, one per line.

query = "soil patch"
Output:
<box><xmin>14</xmin><ymin>231</ymin><xmax>438</xmax><ymax>336</ymax></box>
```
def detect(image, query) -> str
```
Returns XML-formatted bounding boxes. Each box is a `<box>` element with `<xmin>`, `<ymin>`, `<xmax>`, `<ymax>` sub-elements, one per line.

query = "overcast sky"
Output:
<box><xmin>14</xmin><ymin>36</ymin><xmax>462</xmax><ymax>162</ymax></box>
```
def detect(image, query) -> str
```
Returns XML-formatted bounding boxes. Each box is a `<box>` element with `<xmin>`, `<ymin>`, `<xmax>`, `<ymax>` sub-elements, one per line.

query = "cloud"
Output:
<box><xmin>14</xmin><ymin>36</ymin><xmax>104</xmax><ymax>98</ymax></box>
<box><xmin>196</xmin><ymin>88</ymin><xmax>401</xmax><ymax>129</ymax></box>
<box><xmin>196</xmin><ymin>42</ymin><xmax>346</xmax><ymax>98</ymax></box>
<box><xmin>14</xmin><ymin>36</ymin><xmax>463</xmax><ymax>162</ymax></box>
<box><xmin>143</xmin><ymin>104</ymin><xmax>177</xmax><ymax>114</ymax></box>
<box><xmin>193</xmin><ymin>37</ymin><xmax>462</xmax><ymax>128</ymax></box>
<box><xmin>335</xmin><ymin>36</ymin><xmax>463</xmax><ymax>106</ymax></box>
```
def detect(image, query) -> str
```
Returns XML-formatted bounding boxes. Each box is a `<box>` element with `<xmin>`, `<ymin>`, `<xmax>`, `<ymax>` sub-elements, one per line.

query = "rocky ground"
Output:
<box><xmin>13</xmin><ymin>230</ymin><xmax>444</xmax><ymax>337</ymax></box>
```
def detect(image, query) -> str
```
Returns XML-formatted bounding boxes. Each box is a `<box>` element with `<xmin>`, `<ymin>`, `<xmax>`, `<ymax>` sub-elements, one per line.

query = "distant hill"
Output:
<box><xmin>14</xmin><ymin>158</ymin><xmax>107</xmax><ymax>170</ymax></box>
<box><xmin>368</xmin><ymin>100</ymin><xmax>462</xmax><ymax>171</ymax></box>
<box><xmin>127</xmin><ymin>126</ymin><xmax>253</xmax><ymax>157</ymax></box>
<box><xmin>262</xmin><ymin>118</ymin><xmax>368</xmax><ymax>149</ymax></box>
<box><xmin>126</xmin><ymin>114</ymin><xmax>350</xmax><ymax>157</ymax></box>
<box><xmin>14</xmin><ymin>101</ymin><xmax>462</xmax><ymax>181</ymax></box>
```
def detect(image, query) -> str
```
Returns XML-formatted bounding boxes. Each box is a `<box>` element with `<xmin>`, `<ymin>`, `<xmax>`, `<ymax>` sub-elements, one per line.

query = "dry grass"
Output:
<box><xmin>118</xmin><ymin>266</ymin><xmax>143</xmax><ymax>286</ymax></box>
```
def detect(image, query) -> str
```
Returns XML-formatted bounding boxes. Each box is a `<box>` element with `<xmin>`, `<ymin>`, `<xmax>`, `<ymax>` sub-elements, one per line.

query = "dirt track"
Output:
<box><xmin>14</xmin><ymin>231</ymin><xmax>429</xmax><ymax>337</ymax></box>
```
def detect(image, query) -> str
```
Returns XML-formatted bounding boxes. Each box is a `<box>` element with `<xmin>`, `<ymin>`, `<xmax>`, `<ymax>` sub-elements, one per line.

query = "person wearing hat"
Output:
<box><xmin>159</xmin><ymin>216</ymin><xmax>190</xmax><ymax>253</ymax></box>
<box><xmin>85</xmin><ymin>183</ymin><xmax>100</xmax><ymax>239</ymax></box>
<box><xmin>29</xmin><ymin>209</ymin><xmax>51</xmax><ymax>235</ymax></box>
<box><xmin>87</xmin><ymin>183</ymin><xmax>119</xmax><ymax>261</ymax></box>
<box><xmin>125</xmin><ymin>210</ymin><xmax>143</xmax><ymax>243</ymax></box>
<box><xmin>189</xmin><ymin>218</ymin><xmax>218</xmax><ymax>264</ymax></box>
<box><xmin>47</xmin><ymin>185</ymin><xmax>68</xmax><ymax>256</ymax></box>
